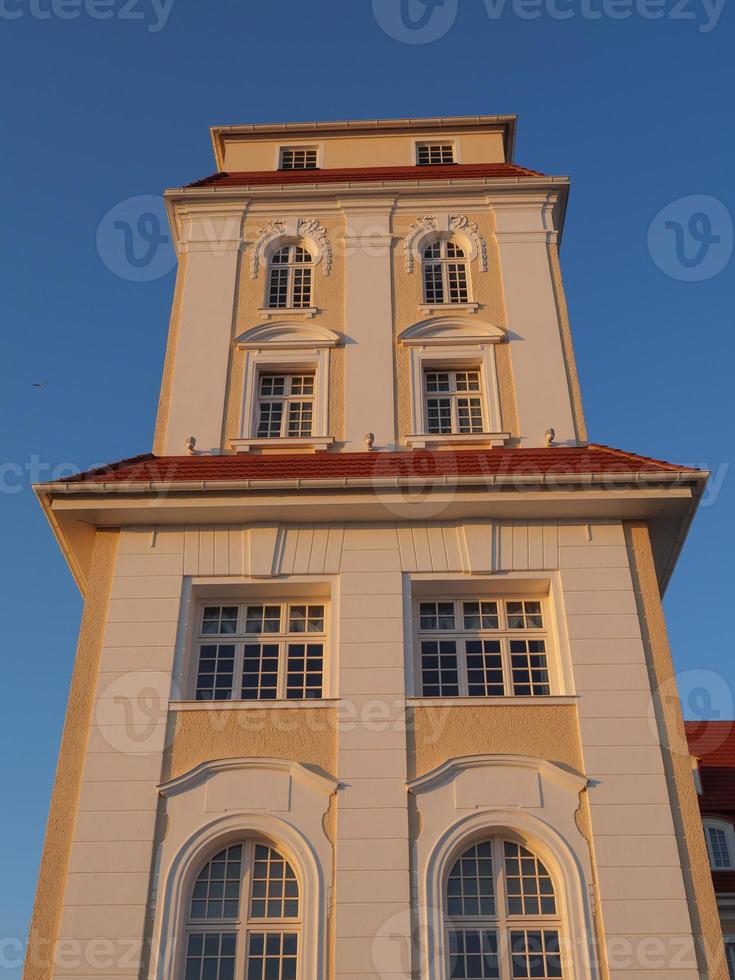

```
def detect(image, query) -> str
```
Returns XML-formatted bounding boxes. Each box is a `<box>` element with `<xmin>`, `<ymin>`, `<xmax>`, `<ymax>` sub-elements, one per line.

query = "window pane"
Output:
<box><xmin>202</xmin><ymin>606</ymin><xmax>239</xmax><ymax>635</ymax></box>
<box><xmin>286</xmin><ymin>643</ymin><xmax>324</xmax><ymax>700</ymax></box>
<box><xmin>289</xmin><ymin>605</ymin><xmax>325</xmax><ymax>633</ymax></box>
<box><xmin>456</xmin><ymin>371</ymin><xmax>481</xmax><ymax>391</ymax></box>
<box><xmin>447</xmin><ymin>929</ymin><xmax>499</xmax><ymax>979</ymax></box>
<box><xmin>424</xmin><ymin>261</ymin><xmax>444</xmax><ymax>303</ymax></box>
<box><xmin>245</xmin><ymin>605</ymin><xmax>282</xmax><ymax>634</ymax></box>
<box><xmin>419</xmin><ymin>602</ymin><xmax>456</xmax><ymax>631</ymax></box>
<box><xmin>425</xmin><ymin>371</ymin><xmax>451</xmax><ymax>393</ymax></box>
<box><xmin>421</xmin><ymin>640</ymin><xmax>459</xmax><ymax>697</ymax></box>
<box><xmin>426</xmin><ymin>397</ymin><xmax>452</xmax><ymax>434</ymax></box>
<box><xmin>189</xmin><ymin>846</ymin><xmax>242</xmax><ymax>919</ymax></box>
<box><xmin>708</xmin><ymin>826</ymin><xmax>732</xmax><ymax>868</ymax></box>
<box><xmin>186</xmin><ymin>932</ymin><xmax>237</xmax><ymax>980</ymax></box>
<box><xmin>246</xmin><ymin>933</ymin><xmax>298</xmax><ymax>980</ymax></box>
<box><xmin>446</xmin><ymin>841</ymin><xmax>495</xmax><ymax>917</ymax></box>
<box><xmin>507</xmin><ymin>601</ymin><xmax>544</xmax><ymax>630</ymax></box>
<box><xmin>509</xmin><ymin>930</ymin><xmax>562</xmax><ymax>978</ymax></box>
<box><xmin>249</xmin><ymin>844</ymin><xmax>300</xmax><ymax>919</ymax></box>
<box><xmin>456</xmin><ymin>397</ymin><xmax>484</xmax><ymax>434</ymax></box>
<box><xmin>463</xmin><ymin>601</ymin><xmax>499</xmax><ymax>631</ymax></box>
<box><xmin>260</xmin><ymin>375</ymin><xmax>286</xmax><ymax>397</ymax></box>
<box><xmin>242</xmin><ymin>644</ymin><xmax>279</xmax><ymax>700</ymax></box>
<box><xmin>268</xmin><ymin>267</ymin><xmax>289</xmax><ymax>308</ymax></box>
<box><xmin>291</xmin><ymin>266</ymin><xmax>312</xmax><ymax>308</ymax></box>
<box><xmin>196</xmin><ymin>644</ymin><xmax>235</xmax><ymax>701</ymax></box>
<box><xmin>287</xmin><ymin>401</ymin><xmax>313</xmax><ymax>438</ymax></box>
<box><xmin>447</xmin><ymin>262</ymin><xmax>469</xmax><ymax>303</ymax></box>
<box><xmin>417</xmin><ymin>143</ymin><xmax>455</xmax><ymax>166</ymax></box>
<box><xmin>510</xmin><ymin>640</ymin><xmax>550</xmax><ymax>697</ymax></box>
<box><xmin>257</xmin><ymin>401</ymin><xmax>284</xmax><ymax>439</ymax></box>
<box><xmin>280</xmin><ymin>147</ymin><xmax>317</xmax><ymax>170</ymax></box>
<box><xmin>504</xmin><ymin>842</ymin><xmax>557</xmax><ymax>916</ymax></box>
<box><xmin>466</xmin><ymin>640</ymin><xmax>504</xmax><ymax>697</ymax></box>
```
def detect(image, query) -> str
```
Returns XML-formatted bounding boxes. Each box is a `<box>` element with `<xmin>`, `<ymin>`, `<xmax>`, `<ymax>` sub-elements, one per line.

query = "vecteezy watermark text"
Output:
<box><xmin>0</xmin><ymin>0</ymin><xmax>176</xmax><ymax>32</ymax></box>
<box><xmin>372</xmin><ymin>0</ymin><xmax>726</xmax><ymax>42</ymax></box>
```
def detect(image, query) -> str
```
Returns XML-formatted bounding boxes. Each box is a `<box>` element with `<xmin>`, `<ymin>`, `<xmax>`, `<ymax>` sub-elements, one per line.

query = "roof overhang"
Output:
<box><xmin>209</xmin><ymin>115</ymin><xmax>518</xmax><ymax>171</ymax></box>
<box><xmin>34</xmin><ymin>470</ymin><xmax>707</xmax><ymax>597</ymax></box>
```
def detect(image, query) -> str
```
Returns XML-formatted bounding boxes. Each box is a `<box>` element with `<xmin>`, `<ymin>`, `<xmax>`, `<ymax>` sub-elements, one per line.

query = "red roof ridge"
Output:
<box><xmin>183</xmin><ymin>161</ymin><xmax>548</xmax><ymax>190</ymax></box>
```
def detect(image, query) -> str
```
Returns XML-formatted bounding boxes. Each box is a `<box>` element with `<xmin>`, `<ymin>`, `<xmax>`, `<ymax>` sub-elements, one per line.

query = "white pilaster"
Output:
<box><xmin>163</xmin><ymin>203</ymin><xmax>247</xmax><ymax>455</ymax></box>
<box><xmin>492</xmin><ymin>192</ymin><xmax>578</xmax><ymax>447</ymax></box>
<box><xmin>340</xmin><ymin>199</ymin><xmax>397</xmax><ymax>450</ymax></box>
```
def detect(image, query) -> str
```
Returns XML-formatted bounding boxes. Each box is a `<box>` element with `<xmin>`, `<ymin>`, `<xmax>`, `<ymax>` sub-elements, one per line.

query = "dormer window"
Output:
<box><xmin>279</xmin><ymin>146</ymin><xmax>318</xmax><ymax>170</ymax></box>
<box><xmin>704</xmin><ymin>819</ymin><xmax>735</xmax><ymax>870</ymax></box>
<box><xmin>256</xmin><ymin>373</ymin><xmax>315</xmax><ymax>439</ymax></box>
<box><xmin>268</xmin><ymin>245</ymin><xmax>313</xmax><ymax>309</ymax></box>
<box><xmin>423</xmin><ymin>241</ymin><xmax>470</xmax><ymax>305</ymax></box>
<box><xmin>424</xmin><ymin>369</ymin><xmax>484</xmax><ymax>435</ymax></box>
<box><xmin>416</xmin><ymin>142</ymin><xmax>455</xmax><ymax>165</ymax></box>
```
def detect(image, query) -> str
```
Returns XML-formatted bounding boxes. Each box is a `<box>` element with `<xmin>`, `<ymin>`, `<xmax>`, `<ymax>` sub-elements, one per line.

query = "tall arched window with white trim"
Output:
<box><xmin>445</xmin><ymin>838</ymin><xmax>563</xmax><ymax>979</ymax></box>
<box><xmin>184</xmin><ymin>841</ymin><xmax>300</xmax><ymax>980</ymax></box>
<box><xmin>268</xmin><ymin>245</ymin><xmax>313</xmax><ymax>309</ymax></box>
<box><xmin>423</xmin><ymin>240</ymin><xmax>470</xmax><ymax>305</ymax></box>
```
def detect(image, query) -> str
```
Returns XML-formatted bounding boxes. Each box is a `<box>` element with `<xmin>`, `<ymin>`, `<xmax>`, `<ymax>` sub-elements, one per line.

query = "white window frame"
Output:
<box><xmin>422</xmin><ymin>239</ymin><xmax>472</xmax><ymax>306</ymax></box>
<box><xmin>254</xmin><ymin>372</ymin><xmax>316</xmax><ymax>440</ymax></box>
<box><xmin>183</xmin><ymin>839</ymin><xmax>302</xmax><ymax>980</ymax></box>
<box><xmin>443</xmin><ymin>837</ymin><xmax>563</xmax><ymax>980</ymax></box>
<box><xmin>235</xmin><ymin>345</ymin><xmax>334</xmax><ymax>452</ymax></box>
<box><xmin>404</xmin><ymin>340</ymin><xmax>506</xmax><ymax>448</ymax></box>
<box><xmin>412</xmin><ymin>597</ymin><xmax>554</xmax><ymax>700</ymax></box>
<box><xmin>423</xmin><ymin>368</ymin><xmax>486</xmax><ymax>436</ymax></box>
<box><xmin>704</xmin><ymin>819</ymin><xmax>735</xmax><ymax>870</ymax></box>
<box><xmin>267</xmin><ymin>245</ymin><xmax>314</xmax><ymax>311</ymax></box>
<box><xmin>276</xmin><ymin>143</ymin><xmax>323</xmax><ymax>170</ymax></box>
<box><xmin>190</xmin><ymin>600</ymin><xmax>330</xmax><ymax>703</ymax></box>
<box><xmin>413</xmin><ymin>138</ymin><xmax>459</xmax><ymax>166</ymax></box>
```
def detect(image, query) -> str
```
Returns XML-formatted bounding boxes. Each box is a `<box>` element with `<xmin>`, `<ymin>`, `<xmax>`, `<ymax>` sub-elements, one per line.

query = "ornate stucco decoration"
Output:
<box><xmin>250</xmin><ymin>217</ymin><xmax>333</xmax><ymax>278</ymax></box>
<box><xmin>405</xmin><ymin>214</ymin><xmax>488</xmax><ymax>273</ymax></box>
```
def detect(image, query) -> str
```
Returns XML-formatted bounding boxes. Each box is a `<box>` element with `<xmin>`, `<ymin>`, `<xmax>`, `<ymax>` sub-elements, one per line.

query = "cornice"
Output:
<box><xmin>407</xmin><ymin>754</ymin><xmax>588</xmax><ymax>795</ymax></box>
<box><xmin>159</xmin><ymin>756</ymin><xmax>339</xmax><ymax>798</ymax></box>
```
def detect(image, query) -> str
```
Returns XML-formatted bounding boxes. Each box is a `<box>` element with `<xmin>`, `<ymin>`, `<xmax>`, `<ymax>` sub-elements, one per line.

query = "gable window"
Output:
<box><xmin>445</xmin><ymin>838</ymin><xmax>563</xmax><ymax>979</ymax></box>
<box><xmin>279</xmin><ymin>146</ymin><xmax>318</xmax><ymax>170</ymax></box>
<box><xmin>184</xmin><ymin>841</ymin><xmax>300</xmax><ymax>980</ymax></box>
<box><xmin>256</xmin><ymin>373</ymin><xmax>315</xmax><ymax>439</ymax></box>
<box><xmin>424</xmin><ymin>369</ymin><xmax>485</xmax><ymax>435</ymax></box>
<box><xmin>416</xmin><ymin>598</ymin><xmax>551</xmax><ymax>698</ymax></box>
<box><xmin>194</xmin><ymin>602</ymin><xmax>327</xmax><ymax>702</ymax></box>
<box><xmin>423</xmin><ymin>240</ymin><xmax>470</xmax><ymax>305</ymax></box>
<box><xmin>268</xmin><ymin>245</ymin><xmax>313</xmax><ymax>309</ymax></box>
<box><xmin>704</xmin><ymin>820</ymin><xmax>735</xmax><ymax>870</ymax></box>
<box><xmin>417</xmin><ymin>142</ymin><xmax>455</xmax><ymax>165</ymax></box>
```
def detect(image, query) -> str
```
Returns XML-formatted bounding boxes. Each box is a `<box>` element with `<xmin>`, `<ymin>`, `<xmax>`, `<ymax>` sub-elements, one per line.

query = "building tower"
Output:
<box><xmin>26</xmin><ymin>115</ymin><xmax>726</xmax><ymax>980</ymax></box>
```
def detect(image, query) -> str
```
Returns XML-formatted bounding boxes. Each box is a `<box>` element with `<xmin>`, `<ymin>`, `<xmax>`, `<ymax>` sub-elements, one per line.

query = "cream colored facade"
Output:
<box><xmin>26</xmin><ymin>116</ymin><xmax>724</xmax><ymax>980</ymax></box>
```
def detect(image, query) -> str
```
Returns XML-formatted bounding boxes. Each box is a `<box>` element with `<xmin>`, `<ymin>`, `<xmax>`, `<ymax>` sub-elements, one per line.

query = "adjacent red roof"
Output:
<box><xmin>55</xmin><ymin>445</ymin><xmax>700</xmax><ymax>487</ymax></box>
<box><xmin>185</xmin><ymin>162</ymin><xmax>546</xmax><ymax>190</ymax></box>
<box><xmin>686</xmin><ymin>721</ymin><xmax>735</xmax><ymax>814</ymax></box>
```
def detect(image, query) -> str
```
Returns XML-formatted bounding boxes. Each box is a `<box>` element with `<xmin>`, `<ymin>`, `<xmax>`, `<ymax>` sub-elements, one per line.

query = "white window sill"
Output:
<box><xmin>406</xmin><ymin>432</ymin><xmax>510</xmax><ymax>449</ymax></box>
<box><xmin>258</xmin><ymin>307</ymin><xmax>319</xmax><ymax>320</ymax></box>
<box><xmin>406</xmin><ymin>696</ymin><xmax>577</xmax><ymax>707</ymax></box>
<box><xmin>232</xmin><ymin>436</ymin><xmax>335</xmax><ymax>453</ymax></box>
<box><xmin>421</xmin><ymin>302</ymin><xmax>480</xmax><ymax>315</ymax></box>
<box><xmin>170</xmin><ymin>699</ymin><xmax>339</xmax><ymax>712</ymax></box>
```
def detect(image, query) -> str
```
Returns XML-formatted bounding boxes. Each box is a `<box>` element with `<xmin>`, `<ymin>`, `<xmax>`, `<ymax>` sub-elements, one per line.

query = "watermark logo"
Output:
<box><xmin>0</xmin><ymin>0</ymin><xmax>176</xmax><ymax>31</ymax></box>
<box><xmin>648</xmin><ymin>195</ymin><xmax>732</xmax><ymax>282</ymax></box>
<box><xmin>96</xmin><ymin>194</ymin><xmax>176</xmax><ymax>282</ymax></box>
<box><xmin>650</xmin><ymin>668</ymin><xmax>734</xmax><ymax>755</ymax></box>
<box><xmin>95</xmin><ymin>670</ymin><xmax>175</xmax><ymax>754</ymax></box>
<box><xmin>372</xmin><ymin>0</ymin><xmax>458</xmax><ymax>42</ymax></box>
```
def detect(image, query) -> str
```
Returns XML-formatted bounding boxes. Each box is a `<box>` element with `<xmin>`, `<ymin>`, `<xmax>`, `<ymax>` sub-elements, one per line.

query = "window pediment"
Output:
<box><xmin>399</xmin><ymin>317</ymin><xmax>506</xmax><ymax>347</ymax></box>
<box><xmin>236</xmin><ymin>321</ymin><xmax>342</xmax><ymax>350</ymax></box>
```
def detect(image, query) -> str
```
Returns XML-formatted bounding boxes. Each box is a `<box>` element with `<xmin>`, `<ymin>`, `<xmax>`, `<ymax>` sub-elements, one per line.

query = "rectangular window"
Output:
<box><xmin>279</xmin><ymin>147</ymin><xmax>318</xmax><ymax>170</ymax></box>
<box><xmin>417</xmin><ymin>598</ymin><xmax>551</xmax><ymax>698</ymax></box>
<box><xmin>509</xmin><ymin>930</ymin><xmax>562</xmax><ymax>979</ymax></box>
<box><xmin>185</xmin><ymin>933</ymin><xmax>237</xmax><ymax>980</ymax></box>
<box><xmin>424</xmin><ymin>370</ymin><xmax>485</xmax><ymax>435</ymax></box>
<box><xmin>194</xmin><ymin>602</ymin><xmax>327</xmax><ymax>701</ymax></box>
<box><xmin>417</xmin><ymin>142</ymin><xmax>456</xmax><ymax>165</ymax></box>
<box><xmin>447</xmin><ymin>929</ymin><xmax>499</xmax><ymax>979</ymax></box>
<box><xmin>256</xmin><ymin>373</ymin><xmax>315</xmax><ymax>439</ymax></box>
<box><xmin>246</xmin><ymin>933</ymin><xmax>298</xmax><ymax>980</ymax></box>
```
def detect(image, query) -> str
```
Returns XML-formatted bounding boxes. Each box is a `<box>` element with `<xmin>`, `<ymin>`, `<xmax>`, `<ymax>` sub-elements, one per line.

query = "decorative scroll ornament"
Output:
<box><xmin>405</xmin><ymin>214</ymin><xmax>488</xmax><ymax>273</ymax></box>
<box><xmin>251</xmin><ymin>218</ymin><xmax>332</xmax><ymax>278</ymax></box>
<box><xmin>449</xmin><ymin>215</ymin><xmax>488</xmax><ymax>272</ymax></box>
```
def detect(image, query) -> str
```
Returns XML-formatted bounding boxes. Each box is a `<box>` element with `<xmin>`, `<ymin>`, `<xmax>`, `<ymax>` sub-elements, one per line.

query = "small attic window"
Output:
<box><xmin>279</xmin><ymin>147</ymin><xmax>319</xmax><ymax>170</ymax></box>
<box><xmin>417</xmin><ymin>142</ymin><xmax>455</xmax><ymax>166</ymax></box>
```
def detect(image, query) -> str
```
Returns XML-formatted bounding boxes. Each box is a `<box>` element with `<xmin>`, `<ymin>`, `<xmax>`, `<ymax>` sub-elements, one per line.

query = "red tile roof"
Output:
<box><xmin>185</xmin><ymin>162</ymin><xmax>546</xmax><ymax>189</ymax></box>
<box><xmin>686</xmin><ymin>721</ymin><xmax>735</xmax><ymax>815</ymax></box>
<box><xmin>55</xmin><ymin>445</ymin><xmax>701</xmax><ymax>487</ymax></box>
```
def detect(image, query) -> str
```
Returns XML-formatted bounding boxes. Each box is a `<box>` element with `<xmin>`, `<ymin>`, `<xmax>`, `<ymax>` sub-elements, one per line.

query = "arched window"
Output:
<box><xmin>445</xmin><ymin>838</ymin><xmax>562</xmax><ymax>979</ymax></box>
<box><xmin>703</xmin><ymin>819</ymin><xmax>735</xmax><ymax>870</ymax></box>
<box><xmin>268</xmin><ymin>245</ymin><xmax>313</xmax><ymax>310</ymax></box>
<box><xmin>184</xmin><ymin>840</ymin><xmax>300</xmax><ymax>980</ymax></box>
<box><xmin>423</xmin><ymin>240</ymin><xmax>470</xmax><ymax>305</ymax></box>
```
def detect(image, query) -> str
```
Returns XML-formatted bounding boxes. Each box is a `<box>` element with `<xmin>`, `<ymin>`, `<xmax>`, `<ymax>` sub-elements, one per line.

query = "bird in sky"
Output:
<box><xmin>32</xmin><ymin>381</ymin><xmax>48</xmax><ymax>388</ymax></box>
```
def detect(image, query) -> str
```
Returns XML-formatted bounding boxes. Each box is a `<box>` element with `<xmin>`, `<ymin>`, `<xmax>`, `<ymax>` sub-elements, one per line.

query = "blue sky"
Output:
<box><xmin>1</xmin><ymin>0</ymin><xmax>733</xmax><ymax>971</ymax></box>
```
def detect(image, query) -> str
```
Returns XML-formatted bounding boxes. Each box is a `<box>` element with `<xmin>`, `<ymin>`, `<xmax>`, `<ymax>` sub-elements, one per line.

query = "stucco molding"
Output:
<box><xmin>158</xmin><ymin>756</ymin><xmax>340</xmax><ymax>799</ymax></box>
<box><xmin>235</xmin><ymin>321</ymin><xmax>342</xmax><ymax>349</ymax></box>
<box><xmin>405</xmin><ymin>213</ymin><xmax>488</xmax><ymax>273</ymax></box>
<box><xmin>399</xmin><ymin>316</ymin><xmax>506</xmax><ymax>347</ymax></box>
<box><xmin>250</xmin><ymin>217</ymin><xmax>333</xmax><ymax>278</ymax></box>
<box><xmin>407</xmin><ymin>753</ymin><xmax>588</xmax><ymax>796</ymax></box>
